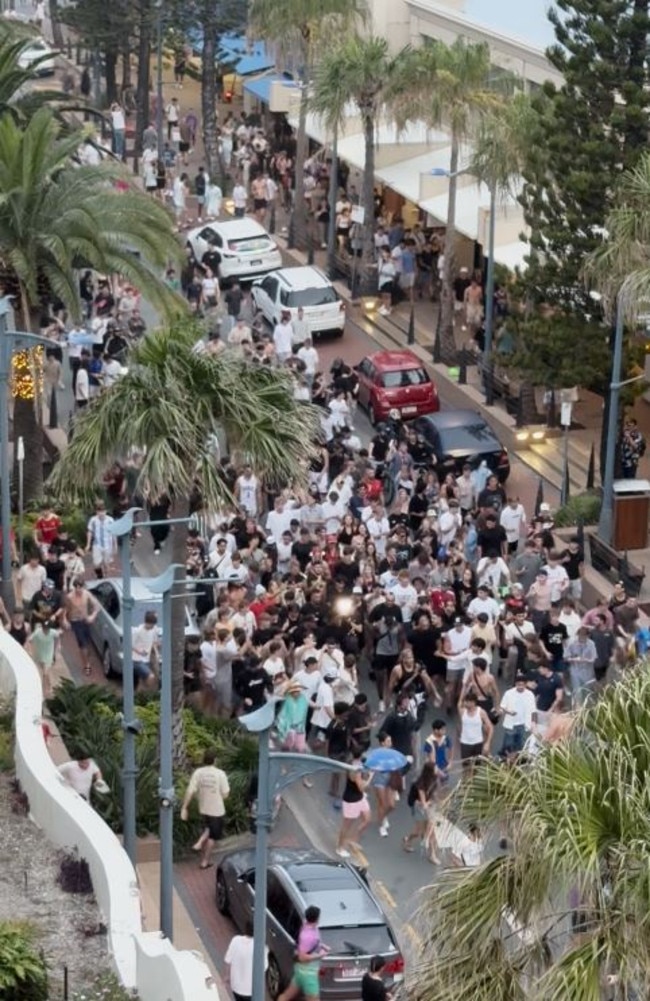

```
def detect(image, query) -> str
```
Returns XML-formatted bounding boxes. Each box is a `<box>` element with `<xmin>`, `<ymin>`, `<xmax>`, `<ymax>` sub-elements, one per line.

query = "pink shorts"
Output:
<box><xmin>342</xmin><ymin>796</ymin><xmax>370</xmax><ymax>820</ymax></box>
<box><xmin>282</xmin><ymin>730</ymin><xmax>306</xmax><ymax>752</ymax></box>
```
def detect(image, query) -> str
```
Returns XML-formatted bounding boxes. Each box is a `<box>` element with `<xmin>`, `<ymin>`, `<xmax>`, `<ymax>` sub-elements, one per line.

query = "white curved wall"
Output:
<box><xmin>0</xmin><ymin>632</ymin><xmax>219</xmax><ymax>1001</ymax></box>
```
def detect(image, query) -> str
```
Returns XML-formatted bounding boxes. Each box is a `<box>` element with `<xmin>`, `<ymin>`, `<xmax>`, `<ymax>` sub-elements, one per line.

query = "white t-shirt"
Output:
<box><xmin>103</xmin><ymin>358</ymin><xmax>123</xmax><ymax>388</ymax></box>
<box><xmin>225</xmin><ymin>935</ymin><xmax>267</xmax><ymax>995</ymax></box>
<box><xmin>58</xmin><ymin>759</ymin><xmax>100</xmax><ymax>798</ymax></box>
<box><xmin>500</xmin><ymin>505</ymin><xmax>526</xmax><ymax>543</ymax></box>
<box><xmin>545</xmin><ymin>563</ymin><xmax>569</xmax><ymax>603</ymax></box>
<box><xmin>273</xmin><ymin>322</ymin><xmax>294</xmax><ymax>357</ymax></box>
<box><xmin>17</xmin><ymin>562</ymin><xmax>46</xmax><ymax>603</ymax></box>
<box><xmin>292</xmin><ymin>667</ymin><xmax>322</xmax><ymax>702</ymax></box>
<box><xmin>298</xmin><ymin>345</ymin><xmax>319</xmax><ymax>374</ymax></box>
<box><xmin>237</xmin><ymin>474</ymin><xmax>259</xmax><ymax>516</ymax></box>
<box><xmin>132</xmin><ymin>624</ymin><xmax>159</xmax><ymax>662</ymax></box>
<box><xmin>75</xmin><ymin>367</ymin><xmax>89</xmax><ymax>402</ymax></box>
<box><xmin>186</xmin><ymin>765</ymin><xmax>229</xmax><ymax>816</ymax></box>
<box><xmin>233</xmin><ymin>184</ymin><xmax>247</xmax><ymax>209</ymax></box>
<box><xmin>466</xmin><ymin>595</ymin><xmax>500</xmax><ymax>623</ymax></box>
<box><xmin>311</xmin><ymin>678</ymin><xmax>334</xmax><ymax>729</ymax></box>
<box><xmin>500</xmin><ymin>687</ymin><xmax>536</xmax><ymax>731</ymax></box>
<box><xmin>266</xmin><ymin>506</ymin><xmax>295</xmax><ymax>539</ymax></box>
<box><xmin>366</xmin><ymin>515</ymin><xmax>390</xmax><ymax>556</ymax></box>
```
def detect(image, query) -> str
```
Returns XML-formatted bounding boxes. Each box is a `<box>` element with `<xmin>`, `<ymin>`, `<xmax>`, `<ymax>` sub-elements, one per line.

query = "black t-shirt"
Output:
<box><xmin>477</xmin><ymin>525</ymin><xmax>506</xmax><ymax>555</ymax></box>
<box><xmin>477</xmin><ymin>486</ymin><xmax>505</xmax><ymax>512</ymax></box>
<box><xmin>532</xmin><ymin>669</ymin><xmax>563</xmax><ymax>712</ymax></box>
<box><xmin>407</xmin><ymin>626</ymin><xmax>443</xmax><ymax>672</ymax></box>
<box><xmin>333</xmin><ymin>559</ymin><xmax>359</xmax><ymax>587</ymax></box>
<box><xmin>371</xmin><ymin>435</ymin><xmax>389</xmax><ymax>462</ymax></box>
<box><xmin>327</xmin><ymin>718</ymin><xmax>350</xmax><ymax>759</ymax></box>
<box><xmin>362</xmin><ymin>973</ymin><xmax>388</xmax><ymax>1001</ymax></box>
<box><xmin>539</xmin><ymin>621</ymin><xmax>568</xmax><ymax>664</ymax></box>
<box><xmin>292</xmin><ymin>540</ymin><xmax>314</xmax><ymax>570</ymax></box>
<box><xmin>562</xmin><ymin>548</ymin><xmax>583</xmax><ymax>581</ymax></box>
<box><xmin>381</xmin><ymin>710</ymin><xmax>416</xmax><ymax>755</ymax></box>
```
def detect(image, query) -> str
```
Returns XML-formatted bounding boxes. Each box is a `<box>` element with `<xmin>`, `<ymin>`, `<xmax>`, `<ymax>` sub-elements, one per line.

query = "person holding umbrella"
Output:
<box><xmin>366</xmin><ymin>735</ymin><xmax>409</xmax><ymax>838</ymax></box>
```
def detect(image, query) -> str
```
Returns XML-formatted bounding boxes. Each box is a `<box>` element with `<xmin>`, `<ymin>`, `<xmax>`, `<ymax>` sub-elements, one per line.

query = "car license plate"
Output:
<box><xmin>401</xmin><ymin>405</ymin><xmax>417</xmax><ymax>414</ymax></box>
<box><xmin>250</xmin><ymin>259</ymin><xmax>262</xmax><ymax>266</ymax></box>
<box><xmin>337</xmin><ymin>968</ymin><xmax>361</xmax><ymax>980</ymax></box>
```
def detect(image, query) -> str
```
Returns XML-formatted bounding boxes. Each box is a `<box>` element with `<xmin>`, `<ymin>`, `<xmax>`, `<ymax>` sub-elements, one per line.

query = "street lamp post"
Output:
<box><xmin>0</xmin><ymin>296</ymin><xmax>63</xmax><ymax>608</ymax></box>
<box><xmin>483</xmin><ymin>178</ymin><xmax>497</xmax><ymax>406</ymax></box>
<box><xmin>16</xmin><ymin>437</ymin><xmax>24</xmax><ymax>566</ymax></box>
<box><xmin>155</xmin><ymin>1</ymin><xmax>164</xmax><ymax>158</ymax></box>
<box><xmin>326</xmin><ymin>129</ymin><xmax>339</xmax><ymax>281</ymax></box>
<box><xmin>108</xmin><ymin>507</ymin><xmax>142</xmax><ymax>868</ymax></box>
<box><xmin>146</xmin><ymin>562</ymin><xmax>182</xmax><ymax>942</ymax></box>
<box><xmin>239</xmin><ymin>700</ymin><xmax>362</xmax><ymax>1001</ymax></box>
<box><xmin>598</xmin><ymin>300</ymin><xmax>625</xmax><ymax>545</ymax></box>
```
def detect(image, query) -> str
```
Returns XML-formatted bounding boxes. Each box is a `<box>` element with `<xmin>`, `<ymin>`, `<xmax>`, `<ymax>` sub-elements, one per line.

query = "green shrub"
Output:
<box><xmin>0</xmin><ymin>922</ymin><xmax>48</xmax><ymax>1001</ymax></box>
<box><xmin>70</xmin><ymin>971</ymin><xmax>139</xmax><ymax>1000</ymax></box>
<box><xmin>47</xmin><ymin>684</ymin><xmax>256</xmax><ymax>853</ymax></box>
<box><xmin>14</xmin><ymin>503</ymin><xmax>89</xmax><ymax>550</ymax></box>
<box><xmin>554</xmin><ymin>491</ymin><xmax>602</xmax><ymax>528</ymax></box>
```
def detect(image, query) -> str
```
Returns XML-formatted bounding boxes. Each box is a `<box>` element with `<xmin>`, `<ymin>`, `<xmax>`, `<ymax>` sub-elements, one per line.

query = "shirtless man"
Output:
<box><xmin>463</xmin><ymin>278</ymin><xmax>484</xmax><ymax>330</ymax></box>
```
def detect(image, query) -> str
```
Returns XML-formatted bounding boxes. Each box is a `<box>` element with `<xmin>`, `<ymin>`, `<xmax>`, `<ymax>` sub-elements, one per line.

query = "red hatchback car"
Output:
<box><xmin>356</xmin><ymin>349</ymin><xmax>440</xmax><ymax>424</ymax></box>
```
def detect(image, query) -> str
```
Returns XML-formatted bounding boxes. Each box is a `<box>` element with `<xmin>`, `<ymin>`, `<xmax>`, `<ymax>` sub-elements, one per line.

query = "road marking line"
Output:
<box><xmin>348</xmin><ymin>844</ymin><xmax>369</xmax><ymax>868</ymax></box>
<box><xmin>403</xmin><ymin>922</ymin><xmax>423</xmax><ymax>948</ymax></box>
<box><xmin>374</xmin><ymin>880</ymin><xmax>397</xmax><ymax>911</ymax></box>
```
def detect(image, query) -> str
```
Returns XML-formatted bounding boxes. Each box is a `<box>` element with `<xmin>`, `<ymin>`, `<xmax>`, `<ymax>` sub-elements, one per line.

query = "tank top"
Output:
<box><xmin>342</xmin><ymin>775</ymin><xmax>363</xmax><ymax>803</ymax></box>
<box><xmin>9</xmin><ymin>624</ymin><xmax>27</xmax><ymax>645</ymax></box>
<box><xmin>460</xmin><ymin>708</ymin><xmax>484</xmax><ymax>746</ymax></box>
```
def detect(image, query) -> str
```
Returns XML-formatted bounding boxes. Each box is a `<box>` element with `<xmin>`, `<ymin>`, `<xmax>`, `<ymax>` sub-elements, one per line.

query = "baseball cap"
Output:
<box><xmin>254</xmin><ymin>584</ymin><xmax>267</xmax><ymax>597</ymax></box>
<box><xmin>44</xmin><ymin>579</ymin><xmax>55</xmax><ymax>588</ymax></box>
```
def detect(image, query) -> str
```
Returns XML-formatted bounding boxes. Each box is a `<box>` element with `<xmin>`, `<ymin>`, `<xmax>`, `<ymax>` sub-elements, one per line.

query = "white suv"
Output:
<box><xmin>251</xmin><ymin>266</ymin><xmax>345</xmax><ymax>338</ymax></box>
<box><xmin>186</xmin><ymin>217</ymin><xmax>282</xmax><ymax>285</ymax></box>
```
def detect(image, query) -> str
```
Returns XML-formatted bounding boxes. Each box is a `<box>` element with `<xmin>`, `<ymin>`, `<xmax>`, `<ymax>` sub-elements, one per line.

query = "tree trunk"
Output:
<box><xmin>104</xmin><ymin>46</ymin><xmax>118</xmax><ymax>105</ymax></box>
<box><xmin>121</xmin><ymin>33</ymin><xmax>132</xmax><ymax>93</ymax></box>
<box><xmin>201</xmin><ymin>22</ymin><xmax>219</xmax><ymax>180</ymax></box>
<box><xmin>134</xmin><ymin>6</ymin><xmax>152</xmax><ymax>160</ymax></box>
<box><xmin>440</xmin><ymin>135</ymin><xmax>460</xmax><ymax>363</ymax></box>
<box><xmin>359</xmin><ymin>107</ymin><xmax>376</xmax><ymax>296</ymax></box>
<box><xmin>170</xmin><ymin>496</ymin><xmax>189</xmax><ymax>770</ymax></box>
<box><xmin>519</xmin><ymin>382</ymin><xmax>538</xmax><ymax>426</ymax></box>
<box><xmin>291</xmin><ymin>58</ymin><xmax>309</xmax><ymax>249</ymax></box>
<box><xmin>48</xmin><ymin>0</ymin><xmax>65</xmax><ymax>50</ymax></box>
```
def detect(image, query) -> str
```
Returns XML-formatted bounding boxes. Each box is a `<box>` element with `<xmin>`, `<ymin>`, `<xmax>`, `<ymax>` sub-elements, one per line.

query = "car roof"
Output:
<box><xmin>420</xmin><ymin>409</ymin><xmax>490</xmax><ymax>430</ymax></box>
<box><xmin>87</xmin><ymin>577</ymin><xmax>162</xmax><ymax>602</ymax></box>
<box><xmin>285</xmin><ymin>862</ymin><xmax>384</xmax><ymax>928</ymax></box>
<box><xmin>274</xmin><ymin>266</ymin><xmax>331</xmax><ymax>290</ymax></box>
<box><xmin>209</xmin><ymin>217</ymin><xmax>270</xmax><ymax>239</ymax></box>
<box><xmin>364</xmin><ymin>350</ymin><xmax>425</xmax><ymax>371</ymax></box>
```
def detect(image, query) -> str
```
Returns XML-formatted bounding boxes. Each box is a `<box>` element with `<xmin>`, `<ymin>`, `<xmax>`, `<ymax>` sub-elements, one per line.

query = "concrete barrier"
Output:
<box><xmin>0</xmin><ymin>631</ymin><xmax>219</xmax><ymax>1001</ymax></box>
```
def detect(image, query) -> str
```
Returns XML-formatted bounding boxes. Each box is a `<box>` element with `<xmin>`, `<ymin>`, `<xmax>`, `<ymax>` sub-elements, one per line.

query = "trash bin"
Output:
<box><xmin>613</xmin><ymin>479</ymin><xmax>650</xmax><ymax>550</ymax></box>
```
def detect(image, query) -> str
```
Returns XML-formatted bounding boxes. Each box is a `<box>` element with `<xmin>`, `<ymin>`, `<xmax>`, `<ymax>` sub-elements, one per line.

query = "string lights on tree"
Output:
<box><xmin>11</xmin><ymin>347</ymin><xmax>43</xmax><ymax>402</ymax></box>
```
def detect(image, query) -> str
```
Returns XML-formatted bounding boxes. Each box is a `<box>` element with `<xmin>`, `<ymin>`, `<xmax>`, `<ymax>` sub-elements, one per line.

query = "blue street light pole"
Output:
<box><xmin>108</xmin><ymin>507</ymin><xmax>142</xmax><ymax>867</ymax></box>
<box><xmin>146</xmin><ymin>562</ymin><xmax>182</xmax><ymax>942</ymax></box>
<box><xmin>239</xmin><ymin>701</ymin><xmax>362</xmax><ymax>1001</ymax></box>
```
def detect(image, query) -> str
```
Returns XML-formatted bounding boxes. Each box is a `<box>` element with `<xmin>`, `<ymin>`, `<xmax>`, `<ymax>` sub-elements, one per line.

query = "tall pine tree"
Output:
<box><xmin>522</xmin><ymin>0</ymin><xmax>650</xmax><ymax>310</ymax></box>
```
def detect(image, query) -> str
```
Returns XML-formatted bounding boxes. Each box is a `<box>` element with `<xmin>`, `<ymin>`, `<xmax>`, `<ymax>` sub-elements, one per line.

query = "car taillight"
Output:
<box><xmin>383</xmin><ymin>955</ymin><xmax>405</xmax><ymax>975</ymax></box>
<box><xmin>498</xmin><ymin>450</ymin><xmax>508</xmax><ymax>464</ymax></box>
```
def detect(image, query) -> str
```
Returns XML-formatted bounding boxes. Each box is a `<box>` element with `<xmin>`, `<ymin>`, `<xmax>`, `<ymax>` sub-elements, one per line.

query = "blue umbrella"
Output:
<box><xmin>363</xmin><ymin>748</ymin><xmax>409</xmax><ymax>773</ymax></box>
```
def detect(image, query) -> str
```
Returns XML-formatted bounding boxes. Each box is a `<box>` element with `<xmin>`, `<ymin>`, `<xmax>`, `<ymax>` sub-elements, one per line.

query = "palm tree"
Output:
<box><xmin>410</xmin><ymin>667</ymin><xmax>650</xmax><ymax>1000</ymax></box>
<box><xmin>49</xmin><ymin>321</ymin><xmax>319</xmax><ymax>764</ymax></box>
<box><xmin>248</xmin><ymin>0</ymin><xmax>368</xmax><ymax>249</ymax></box>
<box><xmin>309</xmin><ymin>35</ymin><xmax>407</xmax><ymax>294</ymax></box>
<box><xmin>469</xmin><ymin>92</ymin><xmax>540</xmax><ymax>416</ymax></box>
<box><xmin>393</xmin><ymin>38</ymin><xmax>503</xmax><ymax>361</ymax></box>
<box><xmin>0</xmin><ymin>107</ymin><xmax>181</xmax><ymax>501</ymax></box>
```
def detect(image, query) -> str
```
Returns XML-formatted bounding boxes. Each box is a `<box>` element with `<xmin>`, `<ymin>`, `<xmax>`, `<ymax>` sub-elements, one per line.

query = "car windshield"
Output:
<box><xmin>381</xmin><ymin>368</ymin><xmax>429</xmax><ymax>389</ymax></box>
<box><xmin>227</xmin><ymin>236</ymin><xmax>272</xmax><ymax>253</ymax></box>
<box><xmin>319</xmin><ymin>925</ymin><xmax>396</xmax><ymax>956</ymax></box>
<box><xmin>438</xmin><ymin>423</ymin><xmax>499</xmax><ymax>451</ymax></box>
<box><xmin>285</xmin><ymin>287</ymin><xmax>338</xmax><ymax>308</ymax></box>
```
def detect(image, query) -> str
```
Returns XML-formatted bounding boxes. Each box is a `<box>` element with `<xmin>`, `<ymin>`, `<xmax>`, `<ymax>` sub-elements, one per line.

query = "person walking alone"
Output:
<box><xmin>180</xmin><ymin>749</ymin><xmax>230</xmax><ymax>869</ymax></box>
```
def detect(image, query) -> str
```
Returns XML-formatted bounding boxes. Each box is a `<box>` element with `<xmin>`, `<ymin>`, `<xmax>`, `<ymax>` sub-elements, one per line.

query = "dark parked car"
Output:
<box><xmin>215</xmin><ymin>848</ymin><xmax>404</xmax><ymax>999</ymax></box>
<box><xmin>407</xmin><ymin>409</ymin><xmax>510</xmax><ymax>481</ymax></box>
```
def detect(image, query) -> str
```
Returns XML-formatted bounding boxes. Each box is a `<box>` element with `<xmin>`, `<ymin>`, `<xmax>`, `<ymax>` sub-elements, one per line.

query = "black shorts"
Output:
<box><xmin>71</xmin><ymin>620</ymin><xmax>91</xmax><ymax>649</ymax></box>
<box><xmin>460</xmin><ymin>741</ymin><xmax>484</xmax><ymax>761</ymax></box>
<box><xmin>201</xmin><ymin>814</ymin><xmax>224</xmax><ymax>840</ymax></box>
<box><xmin>179</xmin><ymin>141</ymin><xmax>190</xmax><ymax>153</ymax></box>
<box><xmin>372</xmin><ymin>654</ymin><xmax>398</xmax><ymax>674</ymax></box>
<box><xmin>253</xmin><ymin>198</ymin><xmax>267</xmax><ymax>211</ymax></box>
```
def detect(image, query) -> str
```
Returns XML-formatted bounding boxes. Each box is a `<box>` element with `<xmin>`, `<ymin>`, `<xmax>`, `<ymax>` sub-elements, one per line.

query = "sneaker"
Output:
<box><xmin>336</xmin><ymin>848</ymin><xmax>351</xmax><ymax>858</ymax></box>
<box><xmin>379</xmin><ymin>821</ymin><xmax>389</xmax><ymax>837</ymax></box>
<box><xmin>394</xmin><ymin>792</ymin><xmax>400</xmax><ymax>802</ymax></box>
<box><xmin>378</xmin><ymin>305</ymin><xmax>388</xmax><ymax>316</ymax></box>
<box><xmin>378</xmin><ymin>699</ymin><xmax>385</xmax><ymax>713</ymax></box>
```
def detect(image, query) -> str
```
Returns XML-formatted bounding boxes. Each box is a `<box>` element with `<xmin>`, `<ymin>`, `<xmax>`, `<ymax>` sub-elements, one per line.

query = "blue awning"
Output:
<box><xmin>243</xmin><ymin>75</ymin><xmax>298</xmax><ymax>104</ymax></box>
<box><xmin>235</xmin><ymin>52</ymin><xmax>275</xmax><ymax>76</ymax></box>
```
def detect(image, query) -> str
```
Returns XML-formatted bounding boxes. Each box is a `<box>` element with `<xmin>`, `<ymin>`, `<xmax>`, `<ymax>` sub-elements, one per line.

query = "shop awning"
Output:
<box><xmin>244</xmin><ymin>75</ymin><xmax>300</xmax><ymax>105</ymax></box>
